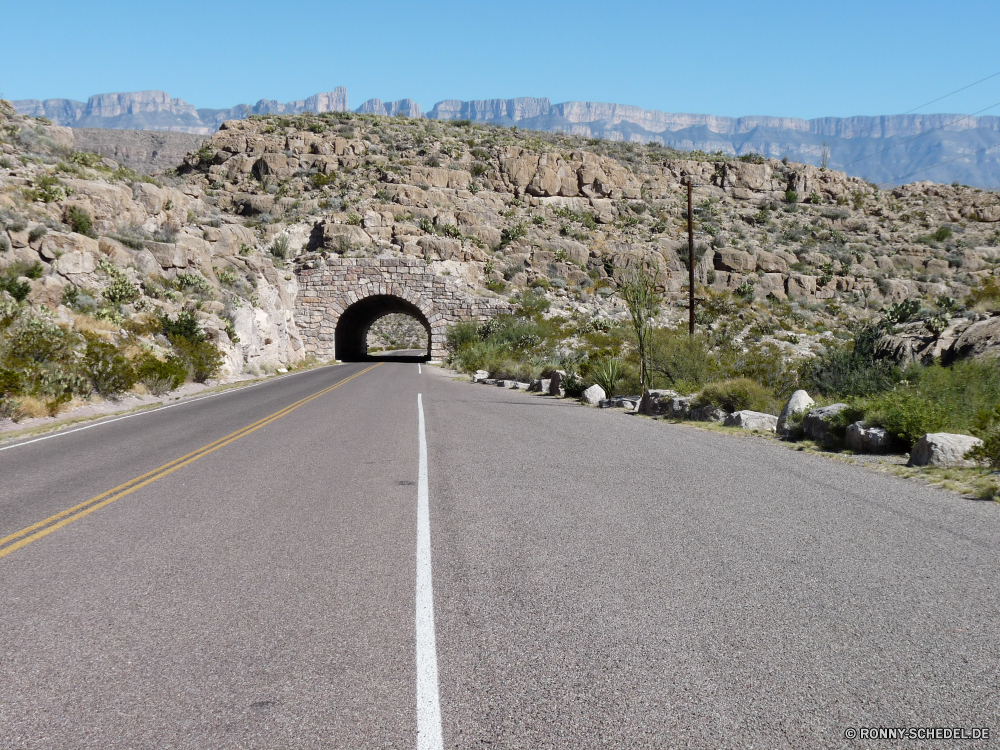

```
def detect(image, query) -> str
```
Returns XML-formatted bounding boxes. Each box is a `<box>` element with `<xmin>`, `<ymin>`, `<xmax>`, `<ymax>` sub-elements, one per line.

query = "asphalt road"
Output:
<box><xmin>1</xmin><ymin>362</ymin><xmax>998</xmax><ymax>749</ymax></box>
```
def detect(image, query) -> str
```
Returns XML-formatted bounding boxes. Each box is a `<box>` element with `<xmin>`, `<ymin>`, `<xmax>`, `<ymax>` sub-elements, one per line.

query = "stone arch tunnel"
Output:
<box><xmin>294</xmin><ymin>258</ymin><xmax>504</xmax><ymax>362</ymax></box>
<box><xmin>334</xmin><ymin>294</ymin><xmax>431</xmax><ymax>361</ymax></box>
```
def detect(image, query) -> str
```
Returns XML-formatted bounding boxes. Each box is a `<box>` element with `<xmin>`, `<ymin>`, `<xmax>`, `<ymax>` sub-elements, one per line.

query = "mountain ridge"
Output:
<box><xmin>12</xmin><ymin>89</ymin><xmax>1000</xmax><ymax>186</ymax></box>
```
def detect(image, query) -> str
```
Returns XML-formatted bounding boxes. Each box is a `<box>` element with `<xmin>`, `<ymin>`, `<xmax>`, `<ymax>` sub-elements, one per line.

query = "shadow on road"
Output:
<box><xmin>346</xmin><ymin>349</ymin><xmax>430</xmax><ymax>364</ymax></box>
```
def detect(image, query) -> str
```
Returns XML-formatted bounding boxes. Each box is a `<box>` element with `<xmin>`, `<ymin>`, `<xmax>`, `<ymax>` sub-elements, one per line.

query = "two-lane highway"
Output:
<box><xmin>1</xmin><ymin>362</ymin><xmax>998</xmax><ymax>748</ymax></box>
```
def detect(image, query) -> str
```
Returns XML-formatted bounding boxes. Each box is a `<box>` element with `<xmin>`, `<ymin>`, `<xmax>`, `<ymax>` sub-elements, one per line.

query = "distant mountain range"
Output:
<box><xmin>12</xmin><ymin>89</ymin><xmax>1000</xmax><ymax>187</ymax></box>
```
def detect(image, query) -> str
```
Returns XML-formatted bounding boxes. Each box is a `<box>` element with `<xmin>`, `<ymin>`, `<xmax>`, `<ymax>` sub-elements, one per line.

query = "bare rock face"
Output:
<box><xmin>947</xmin><ymin>316</ymin><xmax>1000</xmax><ymax>362</ymax></box>
<box><xmin>909</xmin><ymin>433</ymin><xmax>983</xmax><ymax>467</ymax></box>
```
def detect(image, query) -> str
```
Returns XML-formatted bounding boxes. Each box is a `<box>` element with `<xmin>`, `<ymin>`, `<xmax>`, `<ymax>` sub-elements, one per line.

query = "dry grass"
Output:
<box><xmin>12</xmin><ymin>396</ymin><xmax>49</xmax><ymax>421</ymax></box>
<box><xmin>71</xmin><ymin>313</ymin><xmax>117</xmax><ymax>336</ymax></box>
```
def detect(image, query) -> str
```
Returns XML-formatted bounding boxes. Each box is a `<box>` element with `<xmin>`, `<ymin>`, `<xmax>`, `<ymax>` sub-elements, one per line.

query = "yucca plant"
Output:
<box><xmin>592</xmin><ymin>357</ymin><xmax>625</xmax><ymax>397</ymax></box>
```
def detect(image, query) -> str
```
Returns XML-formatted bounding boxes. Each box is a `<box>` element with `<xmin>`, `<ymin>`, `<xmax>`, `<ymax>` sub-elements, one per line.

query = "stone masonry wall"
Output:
<box><xmin>295</xmin><ymin>257</ymin><xmax>504</xmax><ymax>360</ymax></box>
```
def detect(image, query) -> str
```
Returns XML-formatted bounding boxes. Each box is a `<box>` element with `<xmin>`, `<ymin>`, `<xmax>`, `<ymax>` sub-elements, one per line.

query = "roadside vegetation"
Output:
<box><xmin>0</xmin><ymin>295</ymin><xmax>223</xmax><ymax>423</ymax></box>
<box><xmin>446</xmin><ymin>268</ymin><xmax>1000</xmax><ymax>476</ymax></box>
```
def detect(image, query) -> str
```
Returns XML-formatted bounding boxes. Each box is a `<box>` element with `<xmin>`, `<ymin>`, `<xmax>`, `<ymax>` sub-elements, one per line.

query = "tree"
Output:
<box><xmin>615</xmin><ymin>257</ymin><xmax>662</xmax><ymax>394</ymax></box>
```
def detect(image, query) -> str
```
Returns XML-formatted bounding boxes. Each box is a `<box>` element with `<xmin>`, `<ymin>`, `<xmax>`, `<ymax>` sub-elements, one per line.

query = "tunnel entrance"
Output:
<box><xmin>334</xmin><ymin>295</ymin><xmax>432</xmax><ymax>362</ymax></box>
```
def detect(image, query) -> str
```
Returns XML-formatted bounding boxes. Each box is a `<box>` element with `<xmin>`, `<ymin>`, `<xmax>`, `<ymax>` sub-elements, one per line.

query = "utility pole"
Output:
<box><xmin>687</xmin><ymin>178</ymin><xmax>695</xmax><ymax>335</ymax></box>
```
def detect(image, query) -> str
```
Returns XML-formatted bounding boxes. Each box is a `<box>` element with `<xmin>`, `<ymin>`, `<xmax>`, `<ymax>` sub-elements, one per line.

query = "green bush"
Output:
<box><xmin>648</xmin><ymin>328</ymin><xmax>716</xmax><ymax>393</ymax></box>
<box><xmin>82</xmin><ymin>337</ymin><xmax>136</xmax><ymax>398</ymax></box>
<box><xmin>0</xmin><ymin>276</ymin><xmax>30</xmax><ymax>302</ymax></box>
<box><xmin>851</xmin><ymin>359</ymin><xmax>1000</xmax><ymax>448</ymax></box>
<box><xmin>859</xmin><ymin>390</ymin><xmax>950</xmax><ymax>448</ymax></box>
<box><xmin>103</xmin><ymin>275</ymin><xmax>140</xmax><ymax>305</ymax></box>
<box><xmin>172</xmin><ymin>336</ymin><xmax>223</xmax><ymax>382</ymax></box>
<box><xmin>591</xmin><ymin>358</ymin><xmax>625</xmax><ymax>396</ymax></box>
<box><xmin>136</xmin><ymin>354</ymin><xmax>188</xmax><ymax>395</ymax></box>
<box><xmin>160</xmin><ymin>310</ymin><xmax>206</xmax><ymax>342</ymax></box>
<box><xmin>800</xmin><ymin>323</ymin><xmax>900</xmax><ymax>398</ymax></box>
<box><xmin>693</xmin><ymin>378</ymin><xmax>779</xmax><ymax>414</ymax></box>
<box><xmin>27</xmin><ymin>174</ymin><xmax>65</xmax><ymax>203</ymax></box>
<box><xmin>64</xmin><ymin>205</ymin><xmax>94</xmax><ymax>237</ymax></box>
<box><xmin>269</xmin><ymin>235</ymin><xmax>290</xmax><ymax>260</ymax></box>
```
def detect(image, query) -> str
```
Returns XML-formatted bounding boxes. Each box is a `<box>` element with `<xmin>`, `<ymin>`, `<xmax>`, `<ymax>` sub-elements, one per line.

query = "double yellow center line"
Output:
<box><xmin>0</xmin><ymin>363</ymin><xmax>381</xmax><ymax>561</ymax></box>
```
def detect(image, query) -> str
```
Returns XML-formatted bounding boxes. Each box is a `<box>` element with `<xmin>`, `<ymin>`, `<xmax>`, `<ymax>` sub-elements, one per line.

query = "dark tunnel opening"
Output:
<box><xmin>334</xmin><ymin>295</ymin><xmax>432</xmax><ymax>362</ymax></box>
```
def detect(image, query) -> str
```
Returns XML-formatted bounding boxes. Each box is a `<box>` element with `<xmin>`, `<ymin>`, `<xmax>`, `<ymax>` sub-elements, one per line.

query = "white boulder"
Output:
<box><xmin>580</xmin><ymin>384</ymin><xmax>606</xmax><ymax>405</ymax></box>
<box><xmin>909</xmin><ymin>433</ymin><xmax>983</xmax><ymax>467</ymax></box>
<box><xmin>777</xmin><ymin>389</ymin><xmax>815</xmax><ymax>436</ymax></box>
<box><xmin>724</xmin><ymin>410</ymin><xmax>778</xmax><ymax>432</ymax></box>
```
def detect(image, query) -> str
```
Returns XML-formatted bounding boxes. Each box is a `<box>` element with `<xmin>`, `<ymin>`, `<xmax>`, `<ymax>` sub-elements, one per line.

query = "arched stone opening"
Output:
<box><xmin>335</xmin><ymin>294</ymin><xmax>432</xmax><ymax>361</ymax></box>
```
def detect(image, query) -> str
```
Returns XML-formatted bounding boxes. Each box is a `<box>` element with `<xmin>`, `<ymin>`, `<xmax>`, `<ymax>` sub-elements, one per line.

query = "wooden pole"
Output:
<box><xmin>688</xmin><ymin>178</ymin><xmax>695</xmax><ymax>335</ymax></box>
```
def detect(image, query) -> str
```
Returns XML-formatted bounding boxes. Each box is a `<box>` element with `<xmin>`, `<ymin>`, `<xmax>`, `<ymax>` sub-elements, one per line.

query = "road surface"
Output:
<box><xmin>0</xmin><ymin>362</ymin><xmax>997</xmax><ymax>748</ymax></box>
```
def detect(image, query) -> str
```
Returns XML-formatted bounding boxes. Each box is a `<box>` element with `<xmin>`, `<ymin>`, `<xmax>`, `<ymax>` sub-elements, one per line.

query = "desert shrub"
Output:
<box><xmin>692</xmin><ymin>378</ymin><xmax>779</xmax><ymax>414</ymax></box>
<box><xmin>718</xmin><ymin>341</ymin><xmax>799</xmax><ymax>398</ymax></box>
<box><xmin>269</xmin><ymin>234</ymin><xmax>291</xmax><ymax>260</ymax></box>
<box><xmin>850</xmin><ymin>359</ymin><xmax>1000</xmax><ymax>448</ymax></box>
<box><xmin>499</xmin><ymin>222</ymin><xmax>526</xmax><ymax>248</ymax></box>
<box><xmin>966</xmin><ymin>277</ymin><xmax>1000</xmax><ymax>311</ymax></box>
<box><xmin>103</xmin><ymin>274</ymin><xmax>140</xmax><ymax>305</ymax></box>
<box><xmin>800</xmin><ymin>322</ymin><xmax>900</xmax><ymax>398</ymax></box>
<box><xmin>648</xmin><ymin>328</ymin><xmax>717</xmax><ymax>392</ymax></box>
<box><xmin>26</xmin><ymin>174</ymin><xmax>65</xmax><ymax>202</ymax></box>
<box><xmin>513</xmin><ymin>289</ymin><xmax>550</xmax><ymax>319</ymax></box>
<box><xmin>858</xmin><ymin>390</ymin><xmax>951</xmax><ymax>448</ymax></box>
<box><xmin>172</xmin><ymin>337</ymin><xmax>223</xmax><ymax>383</ymax></box>
<box><xmin>160</xmin><ymin>310</ymin><xmax>206</xmax><ymax>342</ymax></box>
<box><xmin>136</xmin><ymin>354</ymin><xmax>188</xmax><ymax>394</ymax></box>
<box><xmin>0</xmin><ymin>275</ymin><xmax>31</xmax><ymax>302</ymax></box>
<box><xmin>64</xmin><ymin>205</ymin><xmax>94</xmax><ymax>237</ymax></box>
<box><xmin>785</xmin><ymin>190</ymin><xmax>798</xmax><ymax>204</ymax></box>
<box><xmin>0</xmin><ymin>367</ymin><xmax>22</xmax><ymax>420</ymax></box>
<box><xmin>82</xmin><ymin>336</ymin><xmax>136</xmax><ymax>398</ymax></box>
<box><xmin>591</xmin><ymin>358</ymin><xmax>625</xmax><ymax>396</ymax></box>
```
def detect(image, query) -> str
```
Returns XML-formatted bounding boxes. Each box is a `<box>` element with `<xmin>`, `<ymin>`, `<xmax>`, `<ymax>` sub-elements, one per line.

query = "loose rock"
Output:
<box><xmin>909</xmin><ymin>433</ymin><xmax>983</xmax><ymax>467</ymax></box>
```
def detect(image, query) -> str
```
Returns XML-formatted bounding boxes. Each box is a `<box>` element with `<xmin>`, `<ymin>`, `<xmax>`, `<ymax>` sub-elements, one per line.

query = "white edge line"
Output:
<box><xmin>415</xmin><ymin>393</ymin><xmax>444</xmax><ymax>750</ymax></box>
<box><xmin>0</xmin><ymin>364</ymin><xmax>340</xmax><ymax>453</ymax></box>
<box><xmin>418</xmin><ymin>364</ymin><xmax>422</xmax><ymax>374</ymax></box>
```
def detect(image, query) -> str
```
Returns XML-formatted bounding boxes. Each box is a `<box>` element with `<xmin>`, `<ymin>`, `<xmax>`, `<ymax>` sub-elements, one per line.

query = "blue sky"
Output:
<box><xmin>3</xmin><ymin>0</ymin><xmax>1000</xmax><ymax>120</ymax></box>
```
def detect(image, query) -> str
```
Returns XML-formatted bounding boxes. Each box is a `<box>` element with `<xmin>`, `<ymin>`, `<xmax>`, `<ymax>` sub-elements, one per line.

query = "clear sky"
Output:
<box><xmin>3</xmin><ymin>0</ymin><xmax>1000</xmax><ymax>120</ymax></box>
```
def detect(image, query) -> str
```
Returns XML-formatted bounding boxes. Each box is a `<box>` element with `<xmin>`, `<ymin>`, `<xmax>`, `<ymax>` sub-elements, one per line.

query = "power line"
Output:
<box><xmin>840</xmin><ymin>100</ymin><xmax>1000</xmax><ymax>167</ymax></box>
<box><xmin>878</xmin><ymin>143</ymin><xmax>999</xmax><ymax>186</ymax></box>
<box><xmin>828</xmin><ymin>67</ymin><xmax>1000</xmax><ymax>144</ymax></box>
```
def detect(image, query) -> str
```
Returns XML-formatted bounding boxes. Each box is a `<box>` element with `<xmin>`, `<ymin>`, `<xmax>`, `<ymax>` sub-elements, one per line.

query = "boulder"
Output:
<box><xmin>549</xmin><ymin>370</ymin><xmax>566</xmax><ymax>397</ymax></box>
<box><xmin>909</xmin><ymin>433</ymin><xmax>983</xmax><ymax>467</ymax></box>
<box><xmin>777</xmin><ymin>390</ymin><xmax>816</xmax><ymax>436</ymax></box>
<box><xmin>600</xmin><ymin>396</ymin><xmax>640</xmax><ymax>410</ymax></box>
<box><xmin>528</xmin><ymin>378</ymin><xmax>551</xmax><ymax>393</ymax></box>
<box><xmin>472</xmin><ymin>370</ymin><xmax>490</xmax><ymax>383</ymax></box>
<box><xmin>689</xmin><ymin>405</ymin><xmax>728</xmax><ymax>423</ymax></box>
<box><xmin>580</xmin><ymin>384</ymin><xmax>606</xmax><ymax>405</ymax></box>
<box><xmin>724</xmin><ymin>410</ymin><xmax>778</xmax><ymax>432</ymax></box>
<box><xmin>53</xmin><ymin>250</ymin><xmax>96</xmax><ymax>276</ymax></box>
<box><xmin>714</xmin><ymin>249</ymin><xmax>755</xmax><ymax>273</ymax></box>
<box><xmin>638</xmin><ymin>389</ymin><xmax>679</xmax><ymax>416</ymax></box>
<box><xmin>803</xmin><ymin>403</ymin><xmax>849</xmax><ymax>446</ymax></box>
<box><xmin>666</xmin><ymin>395</ymin><xmax>693</xmax><ymax>419</ymax></box>
<box><xmin>845</xmin><ymin>422</ymin><xmax>893</xmax><ymax>454</ymax></box>
<box><xmin>947</xmin><ymin>315</ymin><xmax>1000</xmax><ymax>362</ymax></box>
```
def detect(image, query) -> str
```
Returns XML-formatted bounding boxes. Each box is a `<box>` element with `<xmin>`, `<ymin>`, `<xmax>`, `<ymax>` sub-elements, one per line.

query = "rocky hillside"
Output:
<box><xmin>14</xmin><ymin>89</ymin><xmax>1000</xmax><ymax>186</ymax></box>
<box><xmin>3</xmin><ymin>97</ymin><xmax>1000</xmax><ymax>387</ymax></box>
